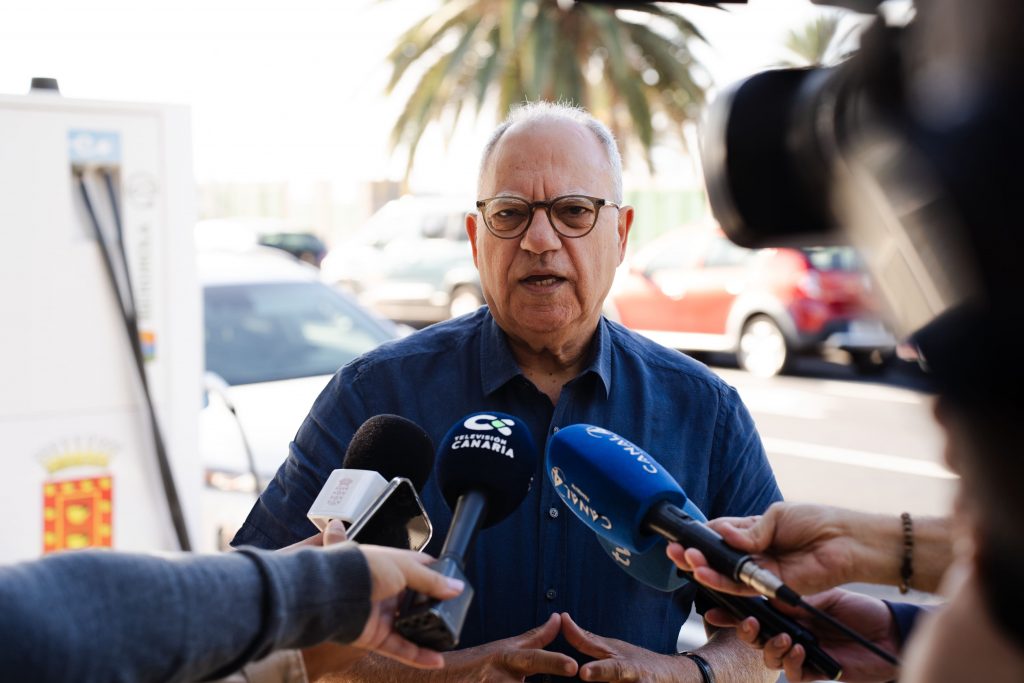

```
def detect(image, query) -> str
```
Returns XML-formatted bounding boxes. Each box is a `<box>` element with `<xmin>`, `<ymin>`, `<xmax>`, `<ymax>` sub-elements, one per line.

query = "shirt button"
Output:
<box><xmin>548</xmin><ymin>507</ymin><xmax>559</xmax><ymax>519</ymax></box>
<box><xmin>545</xmin><ymin>588</ymin><xmax>557</xmax><ymax>600</ymax></box>
<box><xmin>551</xmin><ymin>426</ymin><xmax>559</xmax><ymax>433</ymax></box>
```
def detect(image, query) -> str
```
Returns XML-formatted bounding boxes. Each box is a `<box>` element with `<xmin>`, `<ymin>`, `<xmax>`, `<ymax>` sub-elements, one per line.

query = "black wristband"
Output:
<box><xmin>682</xmin><ymin>651</ymin><xmax>716</xmax><ymax>683</ymax></box>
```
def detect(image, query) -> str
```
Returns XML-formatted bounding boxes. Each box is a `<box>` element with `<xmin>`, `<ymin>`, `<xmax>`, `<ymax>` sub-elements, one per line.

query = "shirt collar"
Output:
<box><xmin>479</xmin><ymin>310</ymin><xmax>613</xmax><ymax>398</ymax></box>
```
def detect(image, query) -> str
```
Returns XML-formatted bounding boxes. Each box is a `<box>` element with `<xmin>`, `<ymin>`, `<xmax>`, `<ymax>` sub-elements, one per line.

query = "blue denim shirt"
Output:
<box><xmin>233</xmin><ymin>308</ymin><xmax>781</xmax><ymax>667</ymax></box>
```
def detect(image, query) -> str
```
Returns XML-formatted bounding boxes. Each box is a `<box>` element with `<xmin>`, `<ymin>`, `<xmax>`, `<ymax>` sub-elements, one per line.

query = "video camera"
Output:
<box><xmin>596</xmin><ymin>0</ymin><xmax>1021</xmax><ymax>396</ymax></box>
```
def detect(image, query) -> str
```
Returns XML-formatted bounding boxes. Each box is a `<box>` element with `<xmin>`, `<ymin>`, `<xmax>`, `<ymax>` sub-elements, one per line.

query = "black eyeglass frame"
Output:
<box><xmin>475</xmin><ymin>194</ymin><xmax>621</xmax><ymax>239</ymax></box>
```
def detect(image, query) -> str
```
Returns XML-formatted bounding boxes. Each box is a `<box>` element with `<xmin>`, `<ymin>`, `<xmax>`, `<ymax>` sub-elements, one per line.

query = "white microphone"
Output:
<box><xmin>305</xmin><ymin>415</ymin><xmax>435</xmax><ymax>548</ymax></box>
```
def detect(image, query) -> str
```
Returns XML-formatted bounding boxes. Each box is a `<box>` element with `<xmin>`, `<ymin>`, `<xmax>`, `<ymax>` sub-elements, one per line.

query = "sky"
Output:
<box><xmin>0</xmin><ymin>0</ymin><xmax>830</xmax><ymax>201</ymax></box>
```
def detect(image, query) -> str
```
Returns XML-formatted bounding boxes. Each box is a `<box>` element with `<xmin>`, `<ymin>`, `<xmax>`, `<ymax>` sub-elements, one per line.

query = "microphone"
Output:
<box><xmin>545</xmin><ymin>424</ymin><xmax>799</xmax><ymax>605</ymax></box>
<box><xmin>547</xmin><ymin>424</ymin><xmax>898</xmax><ymax>677</ymax></box>
<box><xmin>395</xmin><ymin>412</ymin><xmax>538</xmax><ymax>650</ymax></box>
<box><xmin>306</xmin><ymin>415</ymin><xmax>434</xmax><ymax>548</ymax></box>
<box><xmin>593</xmin><ymin>494</ymin><xmax>708</xmax><ymax>593</ymax></box>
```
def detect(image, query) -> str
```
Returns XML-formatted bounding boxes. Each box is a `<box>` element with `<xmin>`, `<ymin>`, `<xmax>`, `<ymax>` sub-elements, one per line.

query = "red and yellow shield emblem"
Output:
<box><xmin>43</xmin><ymin>476</ymin><xmax>113</xmax><ymax>553</ymax></box>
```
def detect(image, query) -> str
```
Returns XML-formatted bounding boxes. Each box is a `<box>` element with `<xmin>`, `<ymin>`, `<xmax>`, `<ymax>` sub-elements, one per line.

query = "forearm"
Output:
<box><xmin>693</xmin><ymin>626</ymin><xmax>778</xmax><ymax>683</ymax></box>
<box><xmin>0</xmin><ymin>546</ymin><xmax>371</xmax><ymax>683</ymax></box>
<box><xmin>316</xmin><ymin>652</ymin><xmax>433</xmax><ymax>683</ymax></box>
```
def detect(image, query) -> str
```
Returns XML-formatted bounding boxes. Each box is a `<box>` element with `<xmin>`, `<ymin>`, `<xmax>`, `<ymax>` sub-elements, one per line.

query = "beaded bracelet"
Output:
<box><xmin>898</xmin><ymin>511</ymin><xmax>914</xmax><ymax>594</ymax></box>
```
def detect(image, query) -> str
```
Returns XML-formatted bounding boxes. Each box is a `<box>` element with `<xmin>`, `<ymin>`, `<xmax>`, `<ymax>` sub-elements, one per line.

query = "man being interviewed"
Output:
<box><xmin>233</xmin><ymin>101</ymin><xmax>782</xmax><ymax>682</ymax></box>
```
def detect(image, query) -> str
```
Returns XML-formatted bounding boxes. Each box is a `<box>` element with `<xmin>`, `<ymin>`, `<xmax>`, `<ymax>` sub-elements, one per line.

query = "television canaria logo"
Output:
<box><xmin>454</xmin><ymin>414</ymin><xmax>517</xmax><ymax>458</ymax></box>
<box><xmin>463</xmin><ymin>414</ymin><xmax>515</xmax><ymax>436</ymax></box>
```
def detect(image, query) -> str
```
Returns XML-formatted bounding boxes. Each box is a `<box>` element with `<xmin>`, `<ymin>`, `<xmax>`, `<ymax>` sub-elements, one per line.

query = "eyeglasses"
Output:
<box><xmin>475</xmin><ymin>194</ymin><xmax>620</xmax><ymax>240</ymax></box>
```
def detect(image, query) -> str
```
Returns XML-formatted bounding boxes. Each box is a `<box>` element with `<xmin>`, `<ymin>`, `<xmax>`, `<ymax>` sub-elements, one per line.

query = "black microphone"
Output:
<box><xmin>395</xmin><ymin>412</ymin><xmax>538</xmax><ymax>650</ymax></box>
<box><xmin>307</xmin><ymin>414</ymin><xmax>435</xmax><ymax>549</ymax></box>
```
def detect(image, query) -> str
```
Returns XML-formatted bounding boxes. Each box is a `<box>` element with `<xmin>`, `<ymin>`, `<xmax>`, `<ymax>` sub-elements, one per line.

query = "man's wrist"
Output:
<box><xmin>679</xmin><ymin>651</ymin><xmax>715</xmax><ymax>683</ymax></box>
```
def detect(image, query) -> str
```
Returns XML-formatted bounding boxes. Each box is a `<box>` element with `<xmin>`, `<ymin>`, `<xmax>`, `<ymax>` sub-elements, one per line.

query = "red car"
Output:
<box><xmin>607</xmin><ymin>228</ymin><xmax>895</xmax><ymax>376</ymax></box>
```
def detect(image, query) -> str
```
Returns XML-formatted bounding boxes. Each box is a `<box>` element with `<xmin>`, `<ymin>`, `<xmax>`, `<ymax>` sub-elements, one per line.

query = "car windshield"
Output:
<box><xmin>801</xmin><ymin>247</ymin><xmax>861</xmax><ymax>272</ymax></box>
<box><xmin>205</xmin><ymin>282</ymin><xmax>392</xmax><ymax>385</ymax></box>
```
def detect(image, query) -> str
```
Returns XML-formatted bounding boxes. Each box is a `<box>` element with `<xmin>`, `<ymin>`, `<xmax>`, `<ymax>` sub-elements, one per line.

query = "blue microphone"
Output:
<box><xmin>548</xmin><ymin>425</ymin><xmax>851</xmax><ymax>680</ymax></box>
<box><xmin>396</xmin><ymin>412</ymin><xmax>538</xmax><ymax>650</ymax></box>
<box><xmin>593</xmin><ymin>486</ymin><xmax>709</xmax><ymax>593</ymax></box>
<box><xmin>595</xmin><ymin>534</ymin><xmax>690</xmax><ymax>593</ymax></box>
<box><xmin>546</xmin><ymin>424</ymin><xmax>798</xmax><ymax>605</ymax></box>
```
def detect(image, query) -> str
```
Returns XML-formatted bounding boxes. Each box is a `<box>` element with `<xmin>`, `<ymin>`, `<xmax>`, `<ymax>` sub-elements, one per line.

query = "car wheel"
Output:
<box><xmin>448</xmin><ymin>285</ymin><xmax>484</xmax><ymax>319</ymax></box>
<box><xmin>737</xmin><ymin>315</ymin><xmax>789</xmax><ymax>377</ymax></box>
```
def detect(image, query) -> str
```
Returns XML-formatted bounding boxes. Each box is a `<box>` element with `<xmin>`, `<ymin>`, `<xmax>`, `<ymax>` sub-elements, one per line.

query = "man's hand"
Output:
<box><xmin>560</xmin><ymin>613</ymin><xmax>697</xmax><ymax>682</ymax></box>
<box><xmin>439</xmin><ymin>613</ymin><xmax>579</xmax><ymax>682</ymax></box>
<box><xmin>704</xmin><ymin>588</ymin><xmax>900</xmax><ymax>683</ymax></box>
<box><xmin>666</xmin><ymin>502</ymin><xmax>863</xmax><ymax>597</ymax></box>
<box><xmin>351</xmin><ymin>544</ymin><xmax>465</xmax><ymax>669</ymax></box>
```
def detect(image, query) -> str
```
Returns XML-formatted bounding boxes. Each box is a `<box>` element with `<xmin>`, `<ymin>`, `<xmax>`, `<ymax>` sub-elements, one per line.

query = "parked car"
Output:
<box><xmin>607</xmin><ymin>227</ymin><xmax>895</xmax><ymax>377</ymax></box>
<box><xmin>198</xmin><ymin>247</ymin><xmax>400</xmax><ymax>550</ymax></box>
<box><xmin>320</xmin><ymin>196</ymin><xmax>483</xmax><ymax>326</ymax></box>
<box><xmin>256</xmin><ymin>231</ymin><xmax>327</xmax><ymax>267</ymax></box>
<box><xmin>195</xmin><ymin>218</ymin><xmax>328</xmax><ymax>267</ymax></box>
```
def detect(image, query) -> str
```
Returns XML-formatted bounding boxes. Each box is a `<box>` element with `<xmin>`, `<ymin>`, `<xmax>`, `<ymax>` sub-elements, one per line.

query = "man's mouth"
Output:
<box><xmin>521</xmin><ymin>274</ymin><xmax>565</xmax><ymax>287</ymax></box>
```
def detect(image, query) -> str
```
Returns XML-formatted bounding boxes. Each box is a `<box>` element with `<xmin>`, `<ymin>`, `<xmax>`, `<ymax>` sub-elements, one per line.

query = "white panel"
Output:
<box><xmin>0</xmin><ymin>94</ymin><xmax>200</xmax><ymax>561</ymax></box>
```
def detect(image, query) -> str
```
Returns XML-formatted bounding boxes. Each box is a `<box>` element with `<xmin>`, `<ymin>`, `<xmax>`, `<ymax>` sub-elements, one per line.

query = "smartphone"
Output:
<box><xmin>345</xmin><ymin>477</ymin><xmax>433</xmax><ymax>551</ymax></box>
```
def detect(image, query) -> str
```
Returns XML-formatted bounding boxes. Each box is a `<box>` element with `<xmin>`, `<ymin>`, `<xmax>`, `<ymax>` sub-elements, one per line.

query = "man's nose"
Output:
<box><xmin>520</xmin><ymin>206</ymin><xmax>562</xmax><ymax>254</ymax></box>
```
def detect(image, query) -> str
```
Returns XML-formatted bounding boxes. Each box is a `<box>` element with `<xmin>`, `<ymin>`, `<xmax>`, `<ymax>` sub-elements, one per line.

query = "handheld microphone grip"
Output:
<box><xmin>646</xmin><ymin>503</ymin><xmax>799</xmax><ymax>606</ymax></box>
<box><xmin>646</xmin><ymin>502</ymin><xmax>751</xmax><ymax>577</ymax></box>
<box><xmin>438</xmin><ymin>491</ymin><xmax>487</xmax><ymax>562</ymax></box>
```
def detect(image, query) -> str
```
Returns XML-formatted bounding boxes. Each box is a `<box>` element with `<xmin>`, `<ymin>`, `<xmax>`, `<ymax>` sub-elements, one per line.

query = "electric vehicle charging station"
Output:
<box><xmin>0</xmin><ymin>90</ymin><xmax>203</xmax><ymax>562</ymax></box>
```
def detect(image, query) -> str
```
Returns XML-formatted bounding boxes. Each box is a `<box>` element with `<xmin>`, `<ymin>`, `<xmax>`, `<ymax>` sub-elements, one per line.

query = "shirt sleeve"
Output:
<box><xmin>232</xmin><ymin>365</ymin><xmax>373</xmax><ymax>549</ymax></box>
<box><xmin>883</xmin><ymin>600</ymin><xmax>926</xmax><ymax>650</ymax></box>
<box><xmin>0</xmin><ymin>544</ymin><xmax>370</xmax><ymax>683</ymax></box>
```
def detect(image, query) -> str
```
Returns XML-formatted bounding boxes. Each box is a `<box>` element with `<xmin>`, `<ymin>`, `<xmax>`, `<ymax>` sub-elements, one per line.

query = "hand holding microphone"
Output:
<box><xmin>667</xmin><ymin>502</ymin><xmax>953</xmax><ymax>597</ymax></box>
<box><xmin>546</xmin><ymin>424</ymin><xmax>799</xmax><ymax>604</ymax></box>
<box><xmin>545</xmin><ymin>424</ymin><xmax>903</xmax><ymax>679</ymax></box>
<box><xmin>396</xmin><ymin>412</ymin><xmax>539</xmax><ymax>651</ymax></box>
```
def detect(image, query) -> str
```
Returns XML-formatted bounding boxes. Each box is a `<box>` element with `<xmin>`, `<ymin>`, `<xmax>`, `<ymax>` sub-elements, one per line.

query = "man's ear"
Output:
<box><xmin>616</xmin><ymin>205</ymin><xmax>634</xmax><ymax>263</ymax></box>
<box><xmin>466</xmin><ymin>212</ymin><xmax>480</xmax><ymax>267</ymax></box>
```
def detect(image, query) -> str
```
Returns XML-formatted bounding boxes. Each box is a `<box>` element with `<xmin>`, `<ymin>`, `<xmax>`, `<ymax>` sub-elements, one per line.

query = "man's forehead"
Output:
<box><xmin>481</xmin><ymin>118</ymin><xmax>612</xmax><ymax>189</ymax></box>
<box><xmin>498</xmin><ymin>117</ymin><xmax>598</xmax><ymax>151</ymax></box>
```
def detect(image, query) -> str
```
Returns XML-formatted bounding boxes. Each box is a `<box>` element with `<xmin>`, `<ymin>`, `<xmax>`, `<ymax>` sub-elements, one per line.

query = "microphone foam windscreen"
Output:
<box><xmin>545</xmin><ymin>424</ymin><xmax>689</xmax><ymax>553</ymax></box>
<box><xmin>436</xmin><ymin>412</ymin><xmax>538</xmax><ymax>528</ymax></box>
<box><xmin>594</xmin><ymin>495</ymin><xmax>709</xmax><ymax>592</ymax></box>
<box><xmin>342</xmin><ymin>415</ymin><xmax>435</xmax><ymax>490</ymax></box>
<box><xmin>595</xmin><ymin>534</ymin><xmax>690</xmax><ymax>593</ymax></box>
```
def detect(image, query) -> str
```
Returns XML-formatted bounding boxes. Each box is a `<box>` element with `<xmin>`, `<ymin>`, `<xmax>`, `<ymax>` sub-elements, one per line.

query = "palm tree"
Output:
<box><xmin>781</xmin><ymin>13</ymin><xmax>843</xmax><ymax>67</ymax></box>
<box><xmin>385</xmin><ymin>0</ymin><xmax>709</xmax><ymax>180</ymax></box>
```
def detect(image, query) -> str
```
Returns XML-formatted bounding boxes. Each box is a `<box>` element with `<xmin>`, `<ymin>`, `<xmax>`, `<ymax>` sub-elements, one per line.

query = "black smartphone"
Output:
<box><xmin>345</xmin><ymin>477</ymin><xmax>433</xmax><ymax>551</ymax></box>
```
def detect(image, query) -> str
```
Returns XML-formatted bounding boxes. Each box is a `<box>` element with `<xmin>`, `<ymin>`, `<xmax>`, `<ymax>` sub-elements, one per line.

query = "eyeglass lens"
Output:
<box><xmin>483</xmin><ymin>196</ymin><xmax>600</xmax><ymax>236</ymax></box>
